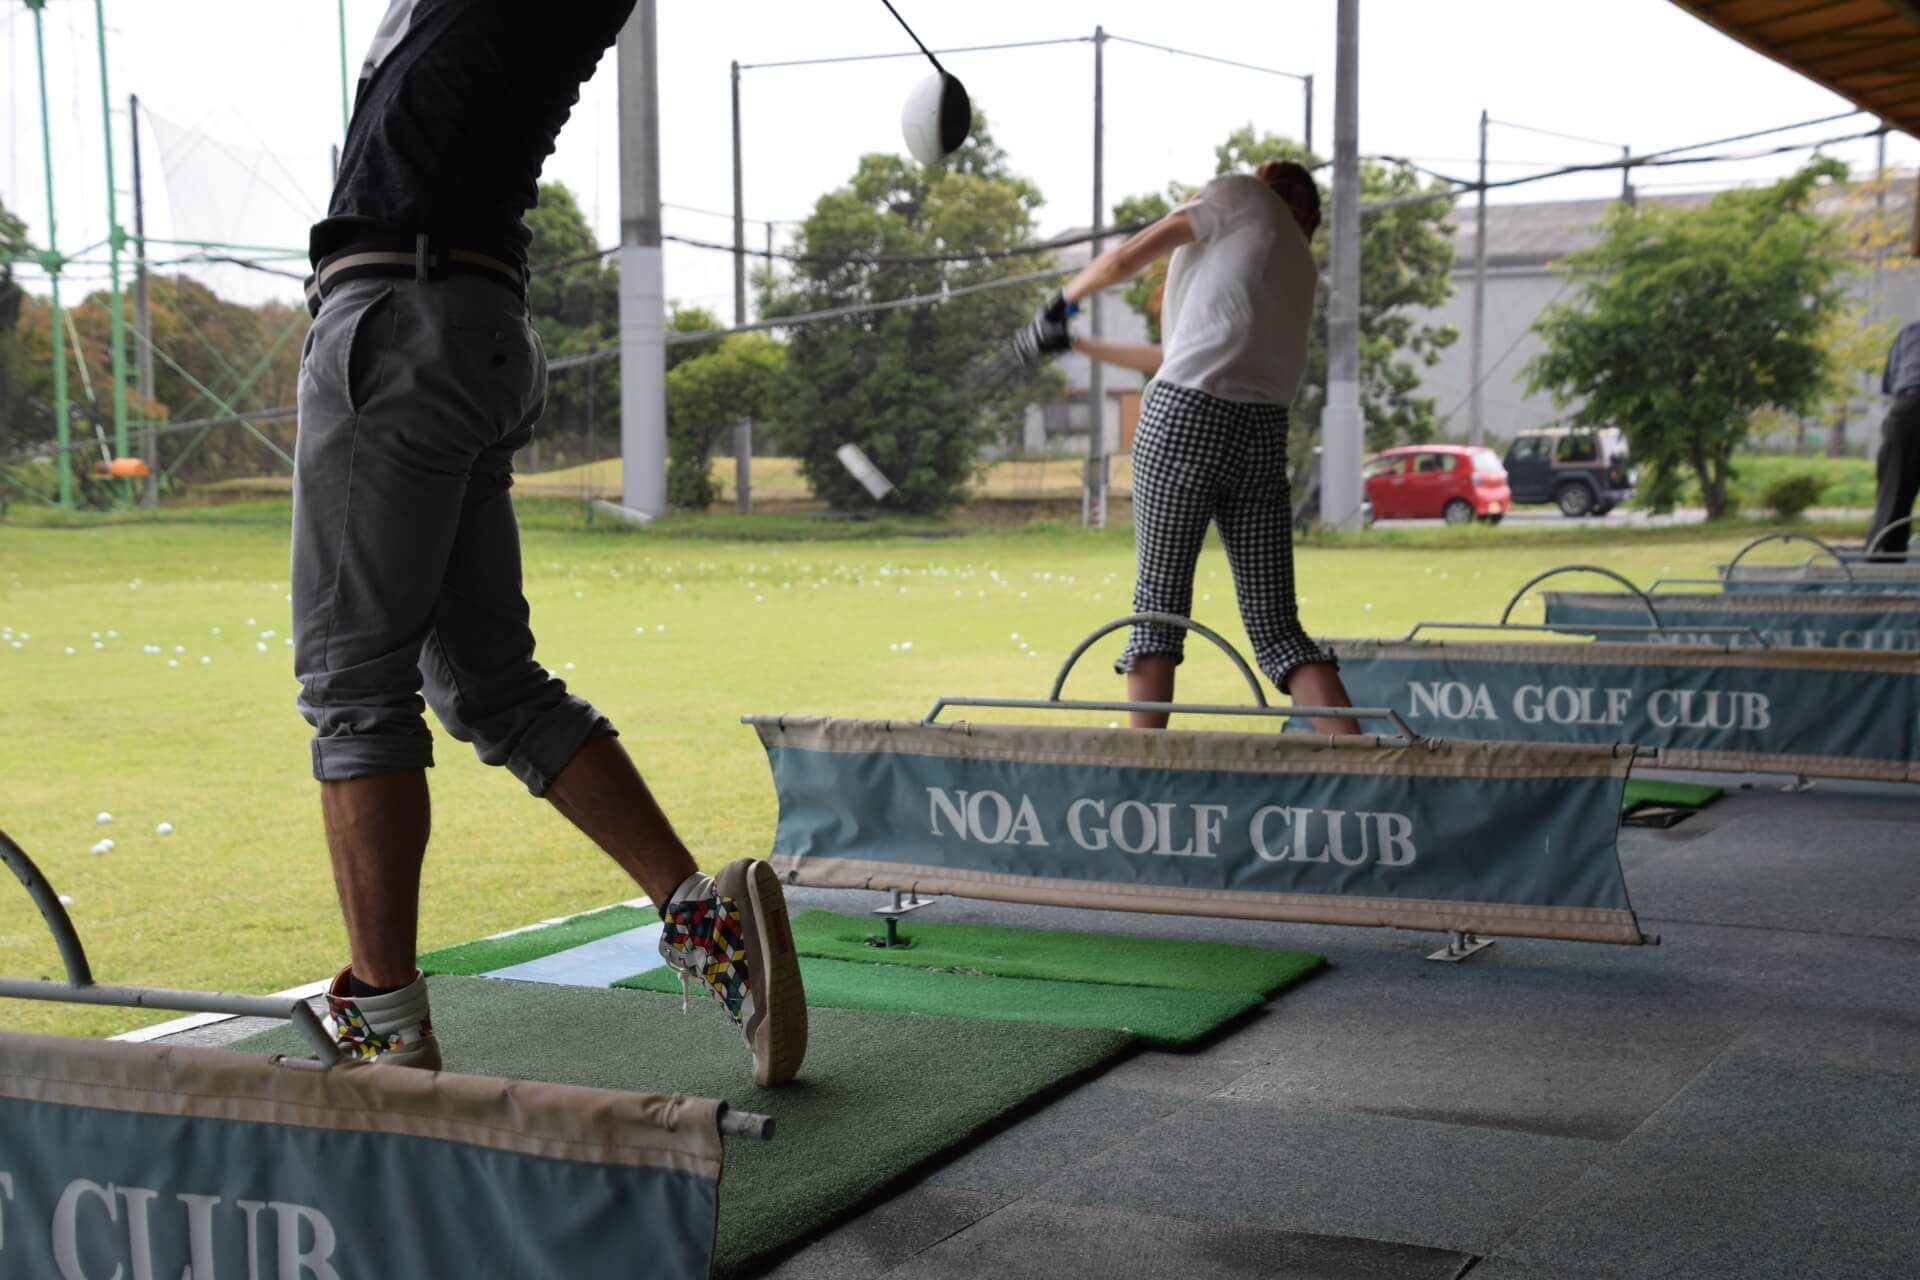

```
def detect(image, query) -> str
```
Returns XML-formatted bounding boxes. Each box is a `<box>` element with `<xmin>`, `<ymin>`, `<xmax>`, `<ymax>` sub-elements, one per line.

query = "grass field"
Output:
<box><xmin>0</xmin><ymin>498</ymin><xmax>1862</xmax><ymax>1038</ymax></box>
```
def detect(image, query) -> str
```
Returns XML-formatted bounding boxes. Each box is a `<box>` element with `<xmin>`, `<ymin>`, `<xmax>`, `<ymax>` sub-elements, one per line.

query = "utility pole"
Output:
<box><xmin>1320</xmin><ymin>0</ymin><xmax>1364</xmax><ymax>531</ymax></box>
<box><xmin>337</xmin><ymin>0</ymin><xmax>351</xmax><ymax>136</ymax></box>
<box><xmin>131</xmin><ymin>93</ymin><xmax>157</xmax><ymax>506</ymax></box>
<box><xmin>1085</xmin><ymin>25</ymin><xmax>1108</xmax><ymax>529</ymax></box>
<box><xmin>94</xmin><ymin>0</ymin><xmax>130</xmax><ymax>505</ymax></box>
<box><xmin>1620</xmin><ymin>143</ymin><xmax>1633</xmax><ymax>205</ymax></box>
<box><xmin>1302</xmin><ymin>74</ymin><xmax>1314</xmax><ymax>155</ymax></box>
<box><xmin>731</xmin><ymin>60</ymin><xmax>751</xmax><ymax>514</ymax></box>
<box><xmin>26</xmin><ymin>0</ymin><xmax>71</xmax><ymax>508</ymax></box>
<box><xmin>615</xmin><ymin>0</ymin><xmax>667</xmax><ymax>520</ymax></box>
<box><xmin>1469</xmin><ymin>108</ymin><xmax>1487</xmax><ymax>449</ymax></box>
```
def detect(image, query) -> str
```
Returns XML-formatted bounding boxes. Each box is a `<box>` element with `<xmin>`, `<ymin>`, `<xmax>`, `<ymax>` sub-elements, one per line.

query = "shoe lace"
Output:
<box><xmin>660</xmin><ymin>893</ymin><xmax>750</xmax><ymax>1024</ymax></box>
<box><xmin>326</xmin><ymin>997</ymin><xmax>401</xmax><ymax>1063</ymax></box>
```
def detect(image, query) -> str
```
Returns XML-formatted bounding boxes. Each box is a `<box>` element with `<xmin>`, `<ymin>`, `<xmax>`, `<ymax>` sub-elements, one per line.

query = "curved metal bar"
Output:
<box><xmin>1865</xmin><ymin>514</ymin><xmax>1917</xmax><ymax>555</ymax></box>
<box><xmin>1047</xmin><ymin>612</ymin><xmax>1267</xmax><ymax>706</ymax></box>
<box><xmin>1497</xmin><ymin>564</ymin><xmax>1663</xmax><ymax>628</ymax></box>
<box><xmin>0</xmin><ymin>827</ymin><xmax>94</xmax><ymax>986</ymax></box>
<box><xmin>1723</xmin><ymin>532</ymin><xmax>1855</xmax><ymax>581</ymax></box>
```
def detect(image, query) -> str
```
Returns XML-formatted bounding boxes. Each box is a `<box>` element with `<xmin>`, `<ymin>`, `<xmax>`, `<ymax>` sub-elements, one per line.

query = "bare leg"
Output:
<box><xmin>544</xmin><ymin>733</ymin><xmax>699</xmax><ymax>907</ymax></box>
<box><xmin>1287</xmin><ymin>661</ymin><xmax>1363</xmax><ymax>736</ymax></box>
<box><xmin>1126</xmin><ymin>655</ymin><xmax>1177</xmax><ymax>729</ymax></box>
<box><xmin>321</xmin><ymin>770</ymin><xmax>431</xmax><ymax>989</ymax></box>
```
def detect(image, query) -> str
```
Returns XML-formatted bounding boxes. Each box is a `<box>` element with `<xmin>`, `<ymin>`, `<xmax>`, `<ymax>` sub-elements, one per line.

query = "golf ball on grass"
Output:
<box><xmin>90</xmin><ymin>839</ymin><xmax>113</xmax><ymax>856</ymax></box>
<box><xmin>96</xmin><ymin>812</ymin><xmax>112</xmax><ymax>825</ymax></box>
<box><xmin>155</xmin><ymin>823</ymin><xmax>174</xmax><ymax>836</ymax></box>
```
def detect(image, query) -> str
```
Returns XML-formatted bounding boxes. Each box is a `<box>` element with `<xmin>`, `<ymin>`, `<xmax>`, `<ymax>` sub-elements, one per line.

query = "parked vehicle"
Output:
<box><xmin>1501</xmin><ymin>427</ymin><xmax>1636</xmax><ymax>517</ymax></box>
<box><xmin>1362</xmin><ymin>445</ymin><xmax>1511</xmax><ymax>524</ymax></box>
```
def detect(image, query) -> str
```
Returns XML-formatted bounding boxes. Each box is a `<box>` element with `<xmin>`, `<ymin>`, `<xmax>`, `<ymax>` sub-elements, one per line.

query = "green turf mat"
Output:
<box><xmin>234</xmin><ymin>976</ymin><xmax>1129</xmax><ymax>1278</ymax></box>
<box><xmin>1622</xmin><ymin>779</ymin><xmax>1725</xmax><ymax>811</ymax></box>
<box><xmin>620</xmin><ymin>956</ymin><xmax>1264</xmax><ymax>1048</ymax></box>
<box><xmin>787</xmin><ymin>910</ymin><xmax>1322</xmax><ymax>996</ymax></box>
<box><xmin>417</xmin><ymin>905</ymin><xmax>658</xmax><ymax>976</ymax></box>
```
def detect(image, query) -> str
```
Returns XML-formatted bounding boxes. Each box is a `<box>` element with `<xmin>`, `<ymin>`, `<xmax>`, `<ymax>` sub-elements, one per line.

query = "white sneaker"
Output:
<box><xmin>324</xmin><ymin>966</ymin><xmax>443</xmax><ymax>1070</ymax></box>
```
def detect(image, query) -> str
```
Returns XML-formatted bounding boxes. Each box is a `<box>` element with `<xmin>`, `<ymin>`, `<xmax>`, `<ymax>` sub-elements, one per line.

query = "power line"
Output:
<box><xmin>1102</xmin><ymin>33</ymin><xmax>1308</xmax><ymax>82</ymax></box>
<box><xmin>546</xmin><ymin>265</ymin><xmax>1066</xmax><ymax>372</ymax></box>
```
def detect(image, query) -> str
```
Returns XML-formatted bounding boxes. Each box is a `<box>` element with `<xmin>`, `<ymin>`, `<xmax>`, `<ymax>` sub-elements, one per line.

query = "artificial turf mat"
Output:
<box><xmin>619</xmin><ymin>956</ymin><xmax>1266</xmax><ymax>1048</ymax></box>
<box><xmin>417</xmin><ymin>904</ymin><xmax>658</xmax><ymax>976</ymax></box>
<box><xmin>1622</xmin><ymin>779</ymin><xmax>1724</xmax><ymax>811</ymax></box>
<box><xmin>784</xmin><ymin>910</ymin><xmax>1323</xmax><ymax>996</ymax></box>
<box><xmin>234</xmin><ymin>975</ymin><xmax>1131</xmax><ymax>1278</ymax></box>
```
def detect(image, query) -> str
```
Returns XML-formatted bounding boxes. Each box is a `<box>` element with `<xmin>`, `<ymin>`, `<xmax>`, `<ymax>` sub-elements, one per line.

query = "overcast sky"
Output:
<box><xmin>6</xmin><ymin>0</ymin><xmax>1917</xmax><ymax>312</ymax></box>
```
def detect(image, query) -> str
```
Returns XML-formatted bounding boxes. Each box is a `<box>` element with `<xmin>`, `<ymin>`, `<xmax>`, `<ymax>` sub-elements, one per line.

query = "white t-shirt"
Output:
<box><xmin>1154</xmin><ymin>174</ymin><xmax>1316</xmax><ymax>407</ymax></box>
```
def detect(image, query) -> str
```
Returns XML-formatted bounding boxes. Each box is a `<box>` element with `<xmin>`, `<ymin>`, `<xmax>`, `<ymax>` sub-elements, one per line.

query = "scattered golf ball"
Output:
<box><xmin>167</xmin><ymin>659</ymin><xmax>178</xmax><ymax>668</ymax></box>
<box><xmin>1364</xmin><ymin>602</ymin><xmax>1374</xmax><ymax>611</ymax></box>
<box><xmin>90</xmin><ymin>839</ymin><xmax>113</xmax><ymax>855</ymax></box>
<box><xmin>563</xmin><ymin>662</ymin><xmax>576</xmax><ymax>671</ymax></box>
<box><xmin>57</xmin><ymin>895</ymin><xmax>73</xmax><ymax>906</ymax></box>
<box><xmin>155</xmin><ymin>823</ymin><xmax>174</xmax><ymax>836</ymax></box>
<box><xmin>63</xmin><ymin>647</ymin><xmax>75</xmax><ymax>655</ymax></box>
<box><xmin>901</xmin><ymin>641</ymin><xmax>913</xmax><ymax>651</ymax></box>
<box><xmin>256</xmin><ymin>642</ymin><xmax>268</xmax><ymax>652</ymax></box>
<box><xmin>96</xmin><ymin>812</ymin><xmax>112</xmax><ymax>825</ymax></box>
<box><xmin>212</xmin><ymin>627</ymin><xmax>221</xmax><ymax>634</ymax></box>
<box><xmin>174</xmin><ymin>645</ymin><xmax>186</xmax><ymax>654</ymax></box>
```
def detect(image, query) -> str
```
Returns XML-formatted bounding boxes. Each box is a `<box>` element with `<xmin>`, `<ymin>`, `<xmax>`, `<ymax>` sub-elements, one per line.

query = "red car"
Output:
<box><xmin>1363</xmin><ymin>445</ymin><xmax>1511</xmax><ymax>525</ymax></box>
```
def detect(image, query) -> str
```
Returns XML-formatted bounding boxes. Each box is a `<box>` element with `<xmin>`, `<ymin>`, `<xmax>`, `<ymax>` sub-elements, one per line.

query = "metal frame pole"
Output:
<box><xmin>1303</xmin><ymin>73</ymin><xmax>1314</xmax><ymax>155</ymax></box>
<box><xmin>1320</xmin><ymin>0</ymin><xmax>1364</xmax><ymax>530</ymax></box>
<box><xmin>1086</xmin><ymin>25</ymin><xmax>1107</xmax><ymax>529</ymax></box>
<box><xmin>130</xmin><ymin>92</ymin><xmax>157</xmax><ymax>505</ymax></box>
<box><xmin>337</xmin><ymin>0</ymin><xmax>351</xmax><ymax>136</ymax></box>
<box><xmin>1620</xmin><ymin>142</ymin><xmax>1632</xmax><ymax>204</ymax></box>
<box><xmin>616</xmin><ymin>0</ymin><xmax>668</xmax><ymax>520</ymax></box>
<box><xmin>26</xmin><ymin>0</ymin><xmax>71</xmax><ymax>509</ymax></box>
<box><xmin>1469</xmin><ymin>108</ymin><xmax>1487</xmax><ymax>449</ymax></box>
<box><xmin>732</xmin><ymin>60</ymin><xmax>751</xmax><ymax>514</ymax></box>
<box><xmin>94</xmin><ymin>0</ymin><xmax>130</xmax><ymax>506</ymax></box>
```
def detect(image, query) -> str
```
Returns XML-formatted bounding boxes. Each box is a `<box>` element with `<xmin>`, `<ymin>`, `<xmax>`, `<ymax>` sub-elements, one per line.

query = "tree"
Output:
<box><xmin>1111</xmin><ymin>126</ymin><xmax>1458</xmax><ymax>467</ymax></box>
<box><xmin>0</xmin><ymin>197</ymin><xmax>29</xmax><ymax>462</ymax></box>
<box><xmin>758</xmin><ymin>114</ymin><xmax>1062</xmax><ymax>514</ymax></box>
<box><xmin>1525</xmin><ymin>159</ymin><xmax>1854</xmax><ymax>519</ymax></box>
<box><xmin>665</xmin><ymin>332</ymin><xmax>785</xmax><ymax>509</ymax></box>
<box><xmin>524</xmin><ymin>182</ymin><xmax>620</xmax><ymax>472</ymax></box>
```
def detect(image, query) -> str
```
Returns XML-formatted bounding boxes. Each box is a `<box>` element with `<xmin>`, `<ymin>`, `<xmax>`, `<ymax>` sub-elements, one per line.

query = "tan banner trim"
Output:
<box><xmin>0</xmin><ymin>1034</ymin><xmax>722</xmax><ymax>1179</ymax></box>
<box><xmin>747</xmin><ymin>717</ymin><xmax>1634</xmax><ymax>782</ymax></box>
<box><xmin>1647</xmin><ymin>747</ymin><xmax>1916</xmax><ymax>785</ymax></box>
<box><xmin>1326</xmin><ymin>637</ymin><xmax>1920</xmax><ymax>677</ymax></box>
<box><xmin>774</xmin><ymin>856</ymin><xmax>1647</xmax><ymax>946</ymax></box>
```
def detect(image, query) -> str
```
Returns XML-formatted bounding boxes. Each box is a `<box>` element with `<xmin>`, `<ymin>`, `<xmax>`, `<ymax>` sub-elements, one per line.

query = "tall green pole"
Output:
<box><xmin>338</xmin><ymin>0</ymin><xmax>351</xmax><ymax>135</ymax></box>
<box><xmin>26</xmin><ymin>0</ymin><xmax>72</xmax><ymax>509</ymax></box>
<box><xmin>94</xmin><ymin>0</ymin><xmax>131</xmax><ymax>505</ymax></box>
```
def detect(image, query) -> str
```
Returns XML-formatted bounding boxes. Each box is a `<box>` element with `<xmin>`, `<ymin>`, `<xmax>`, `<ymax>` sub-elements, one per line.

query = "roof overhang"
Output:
<box><xmin>1667</xmin><ymin>1</ymin><xmax>1920</xmax><ymax>138</ymax></box>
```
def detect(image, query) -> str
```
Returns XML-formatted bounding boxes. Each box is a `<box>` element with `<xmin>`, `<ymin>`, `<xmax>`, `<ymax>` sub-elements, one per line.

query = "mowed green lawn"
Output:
<box><xmin>0</xmin><ymin>501</ymin><xmax>1803</xmax><ymax>1037</ymax></box>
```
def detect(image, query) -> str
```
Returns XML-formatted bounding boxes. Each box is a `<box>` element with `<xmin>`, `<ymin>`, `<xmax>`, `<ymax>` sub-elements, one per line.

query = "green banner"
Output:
<box><xmin>1326</xmin><ymin>639</ymin><xmax>1920</xmax><ymax>782</ymax></box>
<box><xmin>751</xmin><ymin>718</ymin><xmax>1645</xmax><ymax>945</ymax></box>
<box><xmin>0</xmin><ymin>1036</ymin><xmax>722</xmax><ymax>1279</ymax></box>
<box><xmin>1544</xmin><ymin>591</ymin><xmax>1920</xmax><ymax>652</ymax></box>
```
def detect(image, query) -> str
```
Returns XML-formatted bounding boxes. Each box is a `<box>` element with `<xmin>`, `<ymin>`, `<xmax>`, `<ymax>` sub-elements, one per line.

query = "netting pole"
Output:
<box><xmin>131</xmin><ymin>92</ymin><xmax>156</xmax><ymax>505</ymax></box>
<box><xmin>26</xmin><ymin>0</ymin><xmax>71</xmax><ymax>508</ymax></box>
<box><xmin>337</xmin><ymin>0</ymin><xmax>351</xmax><ymax>136</ymax></box>
<box><xmin>93</xmin><ymin>0</ymin><xmax>131</xmax><ymax>507</ymax></box>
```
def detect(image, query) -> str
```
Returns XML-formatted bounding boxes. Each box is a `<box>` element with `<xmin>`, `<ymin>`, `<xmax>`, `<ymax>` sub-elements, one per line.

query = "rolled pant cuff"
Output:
<box><xmin>310</xmin><ymin>732</ymin><xmax>436</xmax><ymax>783</ymax></box>
<box><xmin>506</xmin><ymin>701</ymin><xmax>619</xmax><ymax>797</ymax></box>
<box><xmin>1268</xmin><ymin>650</ymin><xmax>1339</xmax><ymax>696</ymax></box>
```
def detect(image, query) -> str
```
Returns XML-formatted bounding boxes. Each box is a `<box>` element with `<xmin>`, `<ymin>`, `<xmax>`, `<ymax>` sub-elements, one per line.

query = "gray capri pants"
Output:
<box><xmin>291</xmin><ymin>274</ymin><xmax>611</xmax><ymax>794</ymax></box>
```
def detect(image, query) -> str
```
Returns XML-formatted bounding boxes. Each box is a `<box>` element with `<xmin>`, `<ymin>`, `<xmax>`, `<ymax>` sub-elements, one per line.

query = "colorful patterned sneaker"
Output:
<box><xmin>658</xmin><ymin>859</ymin><xmax>808</xmax><ymax>1086</ymax></box>
<box><xmin>323</xmin><ymin>966</ymin><xmax>443</xmax><ymax>1070</ymax></box>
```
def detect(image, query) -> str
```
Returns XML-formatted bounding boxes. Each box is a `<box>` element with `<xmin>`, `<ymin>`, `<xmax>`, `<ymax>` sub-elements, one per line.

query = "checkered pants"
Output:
<box><xmin>1116</xmin><ymin>381</ymin><xmax>1335</xmax><ymax>693</ymax></box>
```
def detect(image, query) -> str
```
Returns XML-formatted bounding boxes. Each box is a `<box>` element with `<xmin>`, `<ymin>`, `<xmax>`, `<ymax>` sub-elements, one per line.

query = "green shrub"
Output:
<box><xmin>1763</xmin><ymin>472</ymin><xmax>1827</xmax><ymax>520</ymax></box>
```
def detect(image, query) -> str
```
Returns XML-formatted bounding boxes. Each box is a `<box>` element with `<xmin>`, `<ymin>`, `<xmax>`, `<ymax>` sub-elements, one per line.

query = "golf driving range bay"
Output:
<box><xmin>0</xmin><ymin>501</ymin><xmax>1800</xmax><ymax>1037</ymax></box>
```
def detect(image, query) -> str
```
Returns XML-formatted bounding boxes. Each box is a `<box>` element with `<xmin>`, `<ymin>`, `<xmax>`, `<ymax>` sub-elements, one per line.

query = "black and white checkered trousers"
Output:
<box><xmin>1115</xmin><ymin>380</ymin><xmax>1335</xmax><ymax>693</ymax></box>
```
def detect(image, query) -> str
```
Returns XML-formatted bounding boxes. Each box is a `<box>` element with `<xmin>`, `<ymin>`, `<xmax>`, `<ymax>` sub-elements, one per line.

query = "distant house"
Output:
<box><xmin>1424</xmin><ymin>175</ymin><xmax>1920</xmax><ymax>450</ymax></box>
<box><xmin>1010</xmin><ymin>228</ymin><xmax>1150</xmax><ymax>459</ymax></box>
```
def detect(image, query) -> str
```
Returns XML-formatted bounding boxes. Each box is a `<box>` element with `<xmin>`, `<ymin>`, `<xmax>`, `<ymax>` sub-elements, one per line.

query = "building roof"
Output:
<box><xmin>1668</xmin><ymin>1</ymin><xmax>1920</xmax><ymax>139</ymax></box>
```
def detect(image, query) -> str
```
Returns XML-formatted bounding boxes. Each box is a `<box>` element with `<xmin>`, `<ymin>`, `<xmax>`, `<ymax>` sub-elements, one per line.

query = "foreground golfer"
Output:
<box><xmin>1013</xmin><ymin>161</ymin><xmax>1361</xmax><ymax>734</ymax></box>
<box><xmin>292</xmin><ymin>0</ymin><xmax>805</xmax><ymax>1084</ymax></box>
